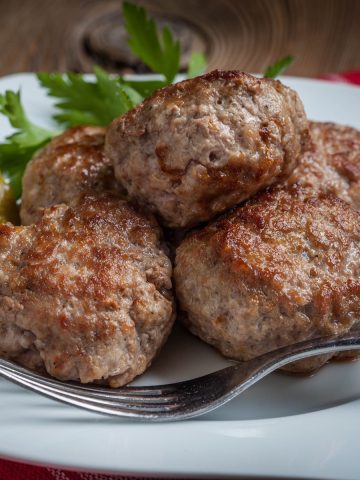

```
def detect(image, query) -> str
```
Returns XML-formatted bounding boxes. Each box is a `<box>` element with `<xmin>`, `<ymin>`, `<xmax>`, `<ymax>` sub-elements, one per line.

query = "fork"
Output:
<box><xmin>0</xmin><ymin>333</ymin><xmax>359</xmax><ymax>422</ymax></box>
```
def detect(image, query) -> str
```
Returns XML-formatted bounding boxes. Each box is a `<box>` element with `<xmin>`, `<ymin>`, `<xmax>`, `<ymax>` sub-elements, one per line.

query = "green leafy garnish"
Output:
<box><xmin>187</xmin><ymin>52</ymin><xmax>207</xmax><ymax>78</ymax></box>
<box><xmin>123</xmin><ymin>79</ymin><xmax>167</xmax><ymax>97</ymax></box>
<box><xmin>0</xmin><ymin>90</ymin><xmax>55</xmax><ymax>147</ymax></box>
<box><xmin>37</xmin><ymin>66</ymin><xmax>141</xmax><ymax>128</ymax></box>
<box><xmin>37</xmin><ymin>3</ymin><xmax>206</xmax><ymax>128</ymax></box>
<box><xmin>264</xmin><ymin>55</ymin><xmax>294</xmax><ymax>79</ymax></box>
<box><xmin>0</xmin><ymin>91</ymin><xmax>56</xmax><ymax>197</ymax></box>
<box><xmin>123</xmin><ymin>1</ymin><xmax>181</xmax><ymax>84</ymax></box>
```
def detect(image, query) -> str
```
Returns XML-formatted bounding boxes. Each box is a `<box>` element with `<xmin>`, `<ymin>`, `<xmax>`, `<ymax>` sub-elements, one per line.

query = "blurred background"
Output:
<box><xmin>0</xmin><ymin>0</ymin><xmax>359</xmax><ymax>77</ymax></box>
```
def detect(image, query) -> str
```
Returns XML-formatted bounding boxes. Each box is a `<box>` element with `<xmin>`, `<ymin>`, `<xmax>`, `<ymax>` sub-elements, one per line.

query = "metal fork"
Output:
<box><xmin>0</xmin><ymin>333</ymin><xmax>359</xmax><ymax>421</ymax></box>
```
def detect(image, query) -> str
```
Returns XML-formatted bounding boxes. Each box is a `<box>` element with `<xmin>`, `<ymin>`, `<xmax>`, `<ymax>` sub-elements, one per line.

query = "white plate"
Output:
<box><xmin>0</xmin><ymin>73</ymin><xmax>360</xmax><ymax>479</ymax></box>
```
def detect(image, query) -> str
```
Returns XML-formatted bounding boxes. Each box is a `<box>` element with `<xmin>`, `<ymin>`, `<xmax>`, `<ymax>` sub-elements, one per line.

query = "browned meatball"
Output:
<box><xmin>285</xmin><ymin>121</ymin><xmax>360</xmax><ymax>210</ymax></box>
<box><xmin>21</xmin><ymin>126</ymin><xmax>123</xmax><ymax>225</ymax></box>
<box><xmin>284</xmin><ymin>121</ymin><xmax>360</xmax><ymax>363</ymax></box>
<box><xmin>174</xmin><ymin>187</ymin><xmax>360</xmax><ymax>373</ymax></box>
<box><xmin>106</xmin><ymin>70</ymin><xmax>309</xmax><ymax>229</ymax></box>
<box><xmin>0</xmin><ymin>195</ymin><xmax>174</xmax><ymax>386</ymax></box>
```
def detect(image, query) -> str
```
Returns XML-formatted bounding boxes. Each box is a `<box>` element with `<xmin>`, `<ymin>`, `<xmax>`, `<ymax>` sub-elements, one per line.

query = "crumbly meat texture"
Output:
<box><xmin>21</xmin><ymin>126</ymin><xmax>123</xmax><ymax>225</ymax></box>
<box><xmin>174</xmin><ymin>187</ymin><xmax>360</xmax><ymax>373</ymax></box>
<box><xmin>0</xmin><ymin>195</ymin><xmax>174</xmax><ymax>386</ymax></box>
<box><xmin>285</xmin><ymin>122</ymin><xmax>360</xmax><ymax>210</ymax></box>
<box><xmin>106</xmin><ymin>70</ymin><xmax>309</xmax><ymax>229</ymax></box>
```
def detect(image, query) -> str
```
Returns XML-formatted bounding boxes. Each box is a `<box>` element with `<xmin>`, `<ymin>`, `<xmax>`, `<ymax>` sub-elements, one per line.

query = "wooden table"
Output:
<box><xmin>0</xmin><ymin>0</ymin><xmax>359</xmax><ymax>77</ymax></box>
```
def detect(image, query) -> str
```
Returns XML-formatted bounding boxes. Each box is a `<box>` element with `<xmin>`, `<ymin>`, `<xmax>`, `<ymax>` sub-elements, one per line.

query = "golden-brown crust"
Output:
<box><xmin>0</xmin><ymin>195</ymin><xmax>174</xmax><ymax>386</ymax></box>
<box><xmin>175</xmin><ymin>187</ymin><xmax>360</xmax><ymax>372</ymax></box>
<box><xmin>285</xmin><ymin>121</ymin><xmax>360</xmax><ymax>210</ymax></box>
<box><xmin>192</xmin><ymin>187</ymin><xmax>360</xmax><ymax>316</ymax></box>
<box><xmin>21</xmin><ymin>126</ymin><xmax>123</xmax><ymax>225</ymax></box>
<box><xmin>21</xmin><ymin>195</ymin><xmax>162</xmax><ymax>299</ymax></box>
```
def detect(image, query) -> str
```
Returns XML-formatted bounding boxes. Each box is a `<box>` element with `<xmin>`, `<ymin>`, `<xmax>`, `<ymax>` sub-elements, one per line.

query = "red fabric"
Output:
<box><xmin>0</xmin><ymin>69</ymin><xmax>359</xmax><ymax>480</ymax></box>
<box><xmin>319</xmin><ymin>69</ymin><xmax>360</xmax><ymax>85</ymax></box>
<box><xmin>0</xmin><ymin>457</ymin><xmax>92</xmax><ymax>480</ymax></box>
<box><xmin>0</xmin><ymin>457</ymin><xmax>177</xmax><ymax>480</ymax></box>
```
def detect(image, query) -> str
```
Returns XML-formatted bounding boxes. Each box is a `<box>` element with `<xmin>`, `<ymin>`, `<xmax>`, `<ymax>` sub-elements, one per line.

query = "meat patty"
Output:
<box><xmin>21</xmin><ymin>126</ymin><xmax>122</xmax><ymax>225</ymax></box>
<box><xmin>106</xmin><ymin>70</ymin><xmax>309</xmax><ymax>229</ymax></box>
<box><xmin>285</xmin><ymin>121</ymin><xmax>360</xmax><ymax>210</ymax></box>
<box><xmin>0</xmin><ymin>194</ymin><xmax>174</xmax><ymax>386</ymax></box>
<box><xmin>174</xmin><ymin>187</ymin><xmax>360</xmax><ymax>373</ymax></box>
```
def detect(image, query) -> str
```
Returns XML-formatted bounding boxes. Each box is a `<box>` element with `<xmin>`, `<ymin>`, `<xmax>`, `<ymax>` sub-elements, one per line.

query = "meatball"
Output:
<box><xmin>106</xmin><ymin>70</ymin><xmax>309</xmax><ymax>229</ymax></box>
<box><xmin>174</xmin><ymin>187</ymin><xmax>360</xmax><ymax>373</ymax></box>
<box><xmin>21</xmin><ymin>126</ymin><xmax>123</xmax><ymax>225</ymax></box>
<box><xmin>285</xmin><ymin>122</ymin><xmax>360</xmax><ymax>210</ymax></box>
<box><xmin>0</xmin><ymin>194</ymin><xmax>174</xmax><ymax>386</ymax></box>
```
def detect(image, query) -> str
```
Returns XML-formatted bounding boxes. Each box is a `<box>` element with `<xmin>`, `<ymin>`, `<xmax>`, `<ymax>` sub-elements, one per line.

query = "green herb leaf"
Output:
<box><xmin>123</xmin><ymin>79</ymin><xmax>167</xmax><ymax>97</ymax></box>
<box><xmin>187</xmin><ymin>52</ymin><xmax>207</xmax><ymax>78</ymax></box>
<box><xmin>123</xmin><ymin>1</ymin><xmax>180</xmax><ymax>83</ymax></box>
<box><xmin>37</xmin><ymin>66</ymin><xmax>142</xmax><ymax>127</ymax></box>
<box><xmin>0</xmin><ymin>144</ymin><xmax>40</xmax><ymax>198</ymax></box>
<box><xmin>264</xmin><ymin>55</ymin><xmax>294</xmax><ymax>79</ymax></box>
<box><xmin>0</xmin><ymin>90</ymin><xmax>54</xmax><ymax>147</ymax></box>
<box><xmin>0</xmin><ymin>90</ymin><xmax>56</xmax><ymax>197</ymax></box>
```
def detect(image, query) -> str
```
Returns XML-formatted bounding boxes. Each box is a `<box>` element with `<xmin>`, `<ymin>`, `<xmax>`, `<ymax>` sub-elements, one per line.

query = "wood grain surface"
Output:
<box><xmin>0</xmin><ymin>0</ymin><xmax>359</xmax><ymax>77</ymax></box>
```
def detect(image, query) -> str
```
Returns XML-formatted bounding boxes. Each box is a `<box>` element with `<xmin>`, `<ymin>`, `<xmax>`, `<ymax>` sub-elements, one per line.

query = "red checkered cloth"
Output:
<box><xmin>0</xmin><ymin>69</ymin><xmax>359</xmax><ymax>480</ymax></box>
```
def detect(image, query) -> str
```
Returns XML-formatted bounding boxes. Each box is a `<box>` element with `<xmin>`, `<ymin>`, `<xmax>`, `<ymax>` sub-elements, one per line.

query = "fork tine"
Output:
<box><xmin>1</xmin><ymin>362</ymin><xmax>216</xmax><ymax>418</ymax></box>
<box><xmin>0</xmin><ymin>358</ymin><xmax>218</xmax><ymax>410</ymax></box>
<box><xmin>3</xmin><ymin>370</ymin><xmax>189</xmax><ymax>416</ymax></box>
<box><xmin>4</xmin><ymin>369</ymin><xmax>181</xmax><ymax>405</ymax></box>
<box><xmin>73</xmin><ymin>383</ymin><xmax>178</xmax><ymax>396</ymax></box>
<box><xmin>0</xmin><ymin>359</ymin><xmax>180</xmax><ymax>399</ymax></box>
<box><xmin>0</xmin><ymin>359</ymin><xmax>180</xmax><ymax>394</ymax></box>
<box><xmin>0</xmin><ymin>357</ymin><xmax>229</xmax><ymax>411</ymax></box>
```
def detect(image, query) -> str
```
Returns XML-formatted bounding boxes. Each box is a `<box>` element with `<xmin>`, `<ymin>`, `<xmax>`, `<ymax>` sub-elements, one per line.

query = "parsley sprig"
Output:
<box><xmin>187</xmin><ymin>52</ymin><xmax>208</xmax><ymax>79</ymax></box>
<box><xmin>0</xmin><ymin>91</ymin><xmax>56</xmax><ymax>196</ymax></box>
<box><xmin>37</xmin><ymin>66</ymin><xmax>141</xmax><ymax>128</ymax></box>
<box><xmin>264</xmin><ymin>55</ymin><xmax>294</xmax><ymax>79</ymax></box>
<box><xmin>123</xmin><ymin>1</ymin><xmax>180</xmax><ymax>84</ymax></box>
<box><xmin>36</xmin><ymin>3</ymin><xmax>207</xmax><ymax>129</ymax></box>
